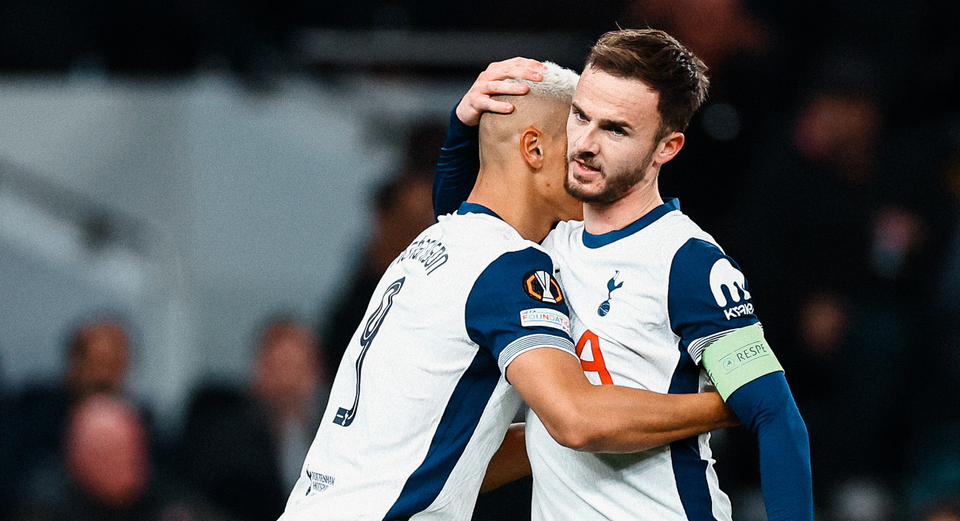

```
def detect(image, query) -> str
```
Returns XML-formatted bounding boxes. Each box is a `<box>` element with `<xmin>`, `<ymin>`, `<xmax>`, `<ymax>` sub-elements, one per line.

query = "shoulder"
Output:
<box><xmin>441</xmin><ymin>212</ymin><xmax>541</xmax><ymax>249</ymax></box>
<box><xmin>552</xmin><ymin>219</ymin><xmax>585</xmax><ymax>235</ymax></box>
<box><xmin>543</xmin><ymin>219</ymin><xmax>583</xmax><ymax>248</ymax></box>
<box><xmin>656</xmin><ymin>210</ymin><xmax>718</xmax><ymax>255</ymax></box>
<box><xmin>668</xmin><ymin>236</ymin><xmax>758</xmax><ymax>333</ymax></box>
<box><xmin>468</xmin><ymin>245</ymin><xmax>564</xmax><ymax>314</ymax></box>
<box><xmin>412</xmin><ymin>213</ymin><xmax>541</xmax><ymax>273</ymax></box>
<box><xmin>475</xmin><ymin>246</ymin><xmax>557</xmax><ymax>294</ymax></box>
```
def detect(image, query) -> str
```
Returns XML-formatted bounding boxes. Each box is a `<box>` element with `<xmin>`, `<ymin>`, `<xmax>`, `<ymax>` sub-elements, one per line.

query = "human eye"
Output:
<box><xmin>603</xmin><ymin>123</ymin><xmax>627</xmax><ymax>137</ymax></box>
<box><xmin>571</xmin><ymin>107</ymin><xmax>587</xmax><ymax>122</ymax></box>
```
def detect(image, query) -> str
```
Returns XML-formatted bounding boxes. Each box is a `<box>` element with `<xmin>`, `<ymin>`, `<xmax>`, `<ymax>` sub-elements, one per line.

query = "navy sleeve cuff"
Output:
<box><xmin>443</xmin><ymin>106</ymin><xmax>479</xmax><ymax>147</ymax></box>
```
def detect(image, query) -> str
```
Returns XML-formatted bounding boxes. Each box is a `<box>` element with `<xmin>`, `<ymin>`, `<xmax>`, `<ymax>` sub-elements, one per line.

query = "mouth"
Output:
<box><xmin>571</xmin><ymin>158</ymin><xmax>602</xmax><ymax>179</ymax></box>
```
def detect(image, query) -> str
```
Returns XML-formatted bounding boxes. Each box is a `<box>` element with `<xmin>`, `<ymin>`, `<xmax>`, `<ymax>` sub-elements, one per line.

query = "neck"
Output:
<box><xmin>583</xmin><ymin>177</ymin><xmax>663</xmax><ymax>235</ymax></box>
<box><xmin>466</xmin><ymin>165</ymin><xmax>557</xmax><ymax>243</ymax></box>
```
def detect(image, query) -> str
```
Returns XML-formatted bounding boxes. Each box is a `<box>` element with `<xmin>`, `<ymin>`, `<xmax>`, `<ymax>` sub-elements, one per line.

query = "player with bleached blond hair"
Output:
<box><xmin>278</xmin><ymin>60</ymin><xmax>739</xmax><ymax>521</ymax></box>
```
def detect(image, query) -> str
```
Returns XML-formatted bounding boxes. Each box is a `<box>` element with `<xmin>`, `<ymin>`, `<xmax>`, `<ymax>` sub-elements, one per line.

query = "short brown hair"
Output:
<box><xmin>586</xmin><ymin>28</ymin><xmax>709</xmax><ymax>139</ymax></box>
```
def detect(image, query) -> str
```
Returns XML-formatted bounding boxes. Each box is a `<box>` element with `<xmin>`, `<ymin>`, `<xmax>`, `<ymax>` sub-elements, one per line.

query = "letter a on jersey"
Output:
<box><xmin>523</xmin><ymin>270</ymin><xmax>564</xmax><ymax>304</ymax></box>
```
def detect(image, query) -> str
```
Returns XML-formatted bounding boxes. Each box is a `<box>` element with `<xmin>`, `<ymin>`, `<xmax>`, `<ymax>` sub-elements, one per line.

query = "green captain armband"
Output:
<box><xmin>701</xmin><ymin>323</ymin><xmax>783</xmax><ymax>401</ymax></box>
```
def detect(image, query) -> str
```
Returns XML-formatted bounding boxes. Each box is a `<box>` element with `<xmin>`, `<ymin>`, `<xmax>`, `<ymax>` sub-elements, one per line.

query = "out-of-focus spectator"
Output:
<box><xmin>742</xmin><ymin>87</ymin><xmax>904</xmax><ymax>502</ymax></box>
<box><xmin>920</xmin><ymin>501</ymin><xmax>960</xmax><ymax>521</ymax></box>
<box><xmin>66</xmin><ymin>394</ymin><xmax>150</xmax><ymax>510</ymax></box>
<box><xmin>0</xmin><ymin>313</ymin><xmax>148</xmax><ymax>515</ymax></box>
<box><xmin>903</xmin><ymin>134</ymin><xmax>960</xmax><ymax>518</ymax></box>
<box><xmin>927</xmin><ymin>145</ymin><xmax>960</xmax><ymax>405</ymax></box>
<box><xmin>725</xmin><ymin>56</ymin><xmax>957</xmax><ymax>515</ymax></box>
<box><xmin>318</xmin><ymin>122</ymin><xmax>442</xmax><ymax>373</ymax></box>
<box><xmin>175</xmin><ymin>313</ymin><xmax>328</xmax><ymax>521</ymax></box>
<box><xmin>12</xmin><ymin>393</ymin><xmax>232</xmax><ymax>521</ymax></box>
<box><xmin>65</xmin><ymin>318</ymin><xmax>130</xmax><ymax>398</ymax></box>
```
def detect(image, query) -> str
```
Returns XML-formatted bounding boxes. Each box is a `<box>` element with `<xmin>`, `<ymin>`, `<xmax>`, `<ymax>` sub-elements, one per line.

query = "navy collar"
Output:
<box><xmin>582</xmin><ymin>198</ymin><xmax>680</xmax><ymax>248</ymax></box>
<box><xmin>457</xmin><ymin>202</ymin><xmax>503</xmax><ymax>220</ymax></box>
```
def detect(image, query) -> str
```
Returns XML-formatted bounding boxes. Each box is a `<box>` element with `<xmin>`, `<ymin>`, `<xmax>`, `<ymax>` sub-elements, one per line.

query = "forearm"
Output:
<box><xmin>728</xmin><ymin>373</ymin><xmax>814</xmax><ymax>521</ymax></box>
<box><xmin>433</xmin><ymin>108</ymin><xmax>479</xmax><ymax>217</ymax></box>
<box><xmin>480</xmin><ymin>423</ymin><xmax>530</xmax><ymax>493</ymax></box>
<box><xmin>510</xmin><ymin>348</ymin><xmax>738</xmax><ymax>454</ymax></box>
<box><xmin>569</xmin><ymin>386</ymin><xmax>739</xmax><ymax>453</ymax></box>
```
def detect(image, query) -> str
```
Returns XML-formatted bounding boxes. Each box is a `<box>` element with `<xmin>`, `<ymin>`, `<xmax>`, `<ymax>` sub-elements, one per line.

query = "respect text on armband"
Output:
<box><xmin>701</xmin><ymin>324</ymin><xmax>783</xmax><ymax>399</ymax></box>
<box><xmin>720</xmin><ymin>341</ymin><xmax>769</xmax><ymax>370</ymax></box>
<box><xmin>398</xmin><ymin>237</ymin><xmax>449</xmax><ymax>275</ymax></box>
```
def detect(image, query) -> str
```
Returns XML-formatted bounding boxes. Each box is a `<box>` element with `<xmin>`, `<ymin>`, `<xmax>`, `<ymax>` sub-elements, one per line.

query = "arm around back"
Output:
<box><xmin>506</xmin><ymin>347</ymin><xmax>738</xmax><ymax>454</ymax></box>
<box><xmin>479</xmin><ymin>423</ymin><xmax>529</xmax><ymax>493</ymax></box>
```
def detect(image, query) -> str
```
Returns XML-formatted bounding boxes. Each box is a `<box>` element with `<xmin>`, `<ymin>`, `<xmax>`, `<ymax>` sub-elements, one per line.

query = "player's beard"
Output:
<box><xmin>564</xmin><ymin>148</ymin><xmax>654</xmax><ymax>205</ymax></box>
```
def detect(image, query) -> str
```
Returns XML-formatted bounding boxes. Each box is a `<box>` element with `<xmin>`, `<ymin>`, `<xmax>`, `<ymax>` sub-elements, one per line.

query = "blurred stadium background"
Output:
<box><xmin>2</xmin><ymin>1</ymin><xmax>960</xmax><ymax>519</ymax></box>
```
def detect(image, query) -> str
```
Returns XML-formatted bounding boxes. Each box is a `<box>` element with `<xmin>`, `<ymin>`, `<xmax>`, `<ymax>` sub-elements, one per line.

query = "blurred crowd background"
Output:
<box><xmin>2</xmin><ymin>0</ymin><xmax>960</xmax><ymax>520</ymax></box>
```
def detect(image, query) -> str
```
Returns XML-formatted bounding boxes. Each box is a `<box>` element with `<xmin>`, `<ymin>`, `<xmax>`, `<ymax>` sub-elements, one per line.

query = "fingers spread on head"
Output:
<box><xmin>511</xmin><ymin>66</ymin><xmax>543</xmax><ymax>82</ymax></box>
<box><xmin>487</xmin><ymin>80</ymin><xmax>530</xmax><ymax>96</ymax></box>
<box><xmin>507</xmin><ymin>57</ymin><xmax>546</xmax><ymax>70</ymax></box>
<box><xmin>485</xmin><ymin>58</ymin><xmax>545</xmax><ymax>82</ymax></box>
<box><xmin>480</xmin><ymin>97</ymin><xmax>516</xmax><ymax>115</ymax></box>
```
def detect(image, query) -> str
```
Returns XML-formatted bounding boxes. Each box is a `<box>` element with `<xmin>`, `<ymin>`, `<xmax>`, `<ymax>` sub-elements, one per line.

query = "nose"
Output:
<box><xmin>571</xmin><ymin>124</ymin><xmax>600</xmax><ymax>156</ymax></box>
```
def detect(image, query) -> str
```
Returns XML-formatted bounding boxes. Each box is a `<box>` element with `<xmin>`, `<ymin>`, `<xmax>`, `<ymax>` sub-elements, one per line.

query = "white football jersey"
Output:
<box><xmin>280</xmin><ymin>203</ymin><xmax>575</xmax><ymax>521</ymax></box>
<box><xmin>529</xmin><ymin>199</ymin><xmax>759</xmax><ymax>520</ymax></box>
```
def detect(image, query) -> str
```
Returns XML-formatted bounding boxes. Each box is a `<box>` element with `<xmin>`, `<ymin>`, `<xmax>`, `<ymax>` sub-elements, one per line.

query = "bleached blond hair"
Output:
<box><xmin>480</xmin><ymin>60</ymin><xmax>579</xmax><ymax>149</ymax></box>
<box><xmin>502</xmin><ymin>61</ymin><xmax>579</xmax><ymax>103</ymax></box>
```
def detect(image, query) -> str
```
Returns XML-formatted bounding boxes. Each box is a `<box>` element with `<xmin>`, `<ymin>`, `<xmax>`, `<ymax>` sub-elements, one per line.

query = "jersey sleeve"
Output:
<box><xmin>433</xmin><ymin>107</ymin><xmax>480</xmax><ymax>218</ymax></box>
<box><xmin>667</xmin><ymin>238</ymin><xmax>760</xmax><ymax>364</ymax></box>
<box><xmin>727</xmin><ymin>373</ymin><xmax>814</xmax><ymax>521</ymax></box>
<box><xmin>670</xmin><ymin>239</ymin><xmax>813</xmax><ymax>520</ymax></box>
<box><xmin>464</xmin><ymin>247</ymin><xmax>577</xmax><ymax>375</ymax></box>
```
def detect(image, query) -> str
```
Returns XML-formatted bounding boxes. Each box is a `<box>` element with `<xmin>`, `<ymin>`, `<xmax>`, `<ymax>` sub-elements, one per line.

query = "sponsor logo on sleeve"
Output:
<box><xmin>709</xmin><ymin>258</ymin><xmax>754</xmax><ymax>320</ymax></box>
<box><xmin>520</xmin><ymin>308</ymin><xmax>571</xmax><ymax>334</ymax></box>
<box><xmin>522</xmin><ymin>270</ymin><xmax>565</xmax><ymax>304</ymax></box>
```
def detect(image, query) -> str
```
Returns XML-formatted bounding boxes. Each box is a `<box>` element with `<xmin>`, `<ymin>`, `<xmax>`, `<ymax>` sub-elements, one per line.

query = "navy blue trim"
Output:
<box><xmin>383</xmin><ymin>348</ymin><xmax>501</xmax><ymax>520</ymax></box>
<box><xmin>457</xmin><ymin>202</ymin><xmax>503</xmax><ymax>220</ymax></box>
<box><xmin>667</xmin><ymin>347</ymin><xmax>718</xmax><ymax>521</ymax></box>
<box><xmin>582</xmin><ymin>198</ymin><xmax>680</xmax><ymax>248</ymax></box>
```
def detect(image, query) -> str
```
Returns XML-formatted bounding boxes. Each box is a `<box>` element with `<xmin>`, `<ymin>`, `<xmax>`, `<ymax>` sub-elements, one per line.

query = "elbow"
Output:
<box><xmin>786</xmin><ymin>405</ymin><xmax>810</xmax><ymax>446</ymax></box>
<box><xmin>551</xmin><ymin>428</ymin><xmax>592</xmax><ymax>451</ymax></box>
<box><xmin>544</xmin><ymin>417</ymin><xmax>611</xmax><ymax>452</ymax></box>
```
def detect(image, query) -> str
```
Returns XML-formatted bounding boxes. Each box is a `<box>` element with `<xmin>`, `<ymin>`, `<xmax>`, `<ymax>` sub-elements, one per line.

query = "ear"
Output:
<box><xmin>520</xmin><ymin>127</ymin><xmax>544</xmax><ymax>169</ymax></box>
<box><xmin>653</xmin><ymin>131</ymin><xmax>685</xmax><ymax>166</ymax></box>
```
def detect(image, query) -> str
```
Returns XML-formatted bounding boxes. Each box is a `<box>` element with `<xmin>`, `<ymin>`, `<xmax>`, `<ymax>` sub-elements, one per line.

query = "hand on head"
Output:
<box><xmin>456</xmin><ymin>57</ymin><xmax>546</xmax><ymax>126</ymax></box>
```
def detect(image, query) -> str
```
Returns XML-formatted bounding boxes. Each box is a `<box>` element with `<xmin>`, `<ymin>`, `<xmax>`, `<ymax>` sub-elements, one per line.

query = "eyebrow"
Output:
<box><xmin>571</xmin><ymin>102</ymin><xmax>633</xmax><ymax>134</ymax></box>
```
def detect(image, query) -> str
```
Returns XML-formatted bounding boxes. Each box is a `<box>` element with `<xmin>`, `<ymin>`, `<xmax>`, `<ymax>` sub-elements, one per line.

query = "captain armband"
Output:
<box><xmin>700</xmin><ymin>323</ymin><xmax>784</xmax><ymax>401</ymax></box>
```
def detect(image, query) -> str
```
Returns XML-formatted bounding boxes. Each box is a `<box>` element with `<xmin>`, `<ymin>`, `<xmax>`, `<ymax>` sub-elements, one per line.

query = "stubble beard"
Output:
<box><xmin>564</xmin><ymin>150</ymin><xmax>653</xmax><ymax>205</ymax></box>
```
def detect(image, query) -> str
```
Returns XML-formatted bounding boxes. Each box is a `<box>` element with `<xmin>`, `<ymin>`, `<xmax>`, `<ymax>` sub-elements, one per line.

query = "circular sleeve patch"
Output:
<box><xmin>522</xmin><ymin>270</ymin><xmax>565</xmax><ymax>304</ymax></box>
